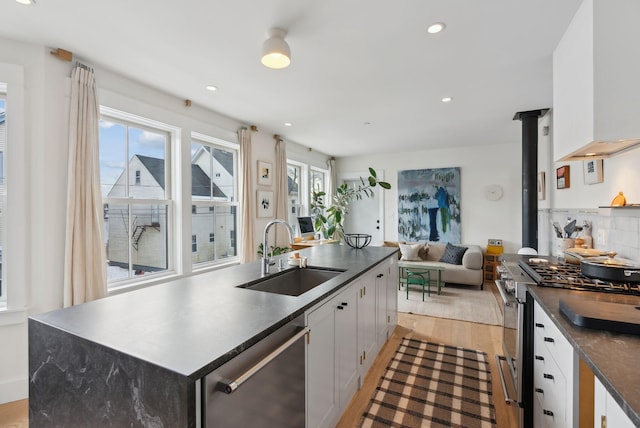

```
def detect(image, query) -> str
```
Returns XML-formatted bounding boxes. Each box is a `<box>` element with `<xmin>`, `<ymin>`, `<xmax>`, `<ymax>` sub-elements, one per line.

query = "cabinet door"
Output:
<box><xmin>307</xmin><ymin>299</ymin><xmax>338</xmax><ymax>428</ymax></box>
<box><xmin>358</xmin><ymin>270</ymin><xmax>377</xmax><ymax>375</ymax></box>
<box><xmin>594</xmin><ymin>377</ymin><xmax>635</xmax><ymax>428</ymax></box>
<box><xmin>387</xmin><ymin>257</ymin><xmax>398</xmax><ymax>330</ymax></box>
<box><xmin>335</xmin><ymin>283</ymin><xmax>359</xmax><ymax>410</ymax></box>
<box><xmin>375</xmin><ymin>264</ymin><xmax>388</xmax><ymax>349</ymax></box>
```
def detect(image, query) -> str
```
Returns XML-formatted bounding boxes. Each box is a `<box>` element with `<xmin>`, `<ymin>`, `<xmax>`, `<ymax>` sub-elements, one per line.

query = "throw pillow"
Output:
<box><xmin>439</xmin><ymin>242</ymin><xmax>468</xmax><ymax>265</ymax></box>
<box><xmin>419</xmin><ymin>243</ymin><xmax>429</xmax><ymax>260</ymax></box>
<box><xmin>399</xmin><ymin>242</ymin><xmax>422</xmax><ymax>261</ymax></box>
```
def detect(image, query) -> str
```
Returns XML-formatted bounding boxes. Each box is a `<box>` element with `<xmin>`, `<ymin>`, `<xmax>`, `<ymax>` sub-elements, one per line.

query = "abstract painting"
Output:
<box><xmin>398</xmin><ymin>167</ymin><xmax>461</xmax><ymax>244</ymax></box>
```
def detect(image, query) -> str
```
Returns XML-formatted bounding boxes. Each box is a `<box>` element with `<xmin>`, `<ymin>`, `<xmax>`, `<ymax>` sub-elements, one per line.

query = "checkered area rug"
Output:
<box><xmin>359</xmin><ymin>338</ymin><xmax>497</xmax><ymax>428</ymax></box>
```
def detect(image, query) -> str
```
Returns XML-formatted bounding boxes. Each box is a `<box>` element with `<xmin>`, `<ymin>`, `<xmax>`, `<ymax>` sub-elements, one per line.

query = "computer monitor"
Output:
<box><xmin>297</xmin><ymin>216</ymin><xmax>315</xmax><ymax>239</ymax></box>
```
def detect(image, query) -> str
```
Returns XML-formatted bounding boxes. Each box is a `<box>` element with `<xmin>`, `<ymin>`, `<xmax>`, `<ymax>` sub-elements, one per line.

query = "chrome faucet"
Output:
<box><xmin>262</xmin><ymin>219</ymin><xmax>294</xmax><ymax>275</ymax></box>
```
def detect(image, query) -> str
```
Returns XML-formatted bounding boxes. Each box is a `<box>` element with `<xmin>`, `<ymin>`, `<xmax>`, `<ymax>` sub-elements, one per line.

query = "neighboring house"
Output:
<box><xmin>106</xmin><ymin>152</ymin><xmax>236</xmax><ymax>272</ymax></box>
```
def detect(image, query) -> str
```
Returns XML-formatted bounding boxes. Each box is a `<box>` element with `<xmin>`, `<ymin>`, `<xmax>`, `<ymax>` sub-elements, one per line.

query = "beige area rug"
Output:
<box><xmin>359</xmin><ymin>337</ymin><xmax>497</xmax><ymax>428</ymax></box>
<box><xmin>397</xmin><ymin>284</ymin><xmax>502</xmax><ymax>326</ymax></box>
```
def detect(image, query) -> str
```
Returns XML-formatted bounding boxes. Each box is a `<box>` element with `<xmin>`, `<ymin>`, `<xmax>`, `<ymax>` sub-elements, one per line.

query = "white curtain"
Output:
<box><xmin>327</xmin><ymin>157</ymin><xmax>337</xmax><ymax>202</ymax></box>
<box><xmin>238</xmin><ymin>128</ymin><xmax>255</xmax><ymax>263</ymax></box>
<box><xmin>63</xmin><ymin>64</ymin><xmax>107</xmax><ymax>307</ymax></box>
<box><xmin>274</xmin><ymin>138</ymin><xmax>289</xmax><ymax>246</ymax></box>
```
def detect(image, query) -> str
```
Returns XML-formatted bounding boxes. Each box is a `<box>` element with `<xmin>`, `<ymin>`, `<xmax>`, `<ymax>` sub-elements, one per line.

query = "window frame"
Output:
<box><xmin>100</xmin><ymin>106</ymin><xmax>178</xmax><ymax>291</ymax></box>
<box><xmin>190</xmin><ymin>132</ymin><xmax>240</xmax><ymax>270</ymax></box>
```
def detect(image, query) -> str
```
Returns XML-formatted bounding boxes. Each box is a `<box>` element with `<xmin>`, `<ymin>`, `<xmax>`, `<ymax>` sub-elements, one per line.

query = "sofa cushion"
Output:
<box><xmin>439</xmin><ymin>243</ymin><xmax>468</xmax><ymax>265</ymax></box>
<box><xmin>462</xmin><ymin>247</ymin><xmax>483</xmax><ymax>270</ymax></box>
<box><xmin>425</xmin><ymin>242</ymin><xmax>445</xmax><ymax>261</ymax></box>
<box><xmin>399</xmin><ymin>242</ymin><xmax>422</xmax><ymax>261</ymax></box>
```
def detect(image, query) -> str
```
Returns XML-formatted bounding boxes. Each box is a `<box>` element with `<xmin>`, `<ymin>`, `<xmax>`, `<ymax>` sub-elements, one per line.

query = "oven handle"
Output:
<box><xmin>494</xmin><ymin>280</ymin><xmax>514</xmax><ymax>307</ymax></box>
<box><xmin>219</xmin><ymin>326</ymin><xmax>310</xmax><ymax>394</ymax></box>
<box><xmin>495</xmin><ymin>355</ymin><xmax>515</xmax><ymax>404</ymax></box>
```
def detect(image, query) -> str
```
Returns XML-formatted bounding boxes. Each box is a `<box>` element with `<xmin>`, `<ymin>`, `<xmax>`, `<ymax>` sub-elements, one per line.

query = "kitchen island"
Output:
<box><xmin>29</xmin><ymin>244</ymin><xmax>398</xmax><ymax>427</ymax></box>
<box><xmin>528</xmin><ymin>284</ymin><xmax>640</xmax><ymax>426</ymax></box>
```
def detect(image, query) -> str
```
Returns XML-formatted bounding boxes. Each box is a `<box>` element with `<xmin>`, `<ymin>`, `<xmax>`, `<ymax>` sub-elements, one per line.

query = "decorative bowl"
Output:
<box><xmin>344</xmin><ymin>233</ymin><xmax>372</xmax><ymax>249</ymax></box>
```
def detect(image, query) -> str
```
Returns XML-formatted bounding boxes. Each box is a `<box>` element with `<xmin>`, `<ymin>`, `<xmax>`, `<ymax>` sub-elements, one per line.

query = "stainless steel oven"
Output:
<box><xmin>494</xmin><ymin>262</ymin><xmax>536</xmax><ymax>428</ymax></box>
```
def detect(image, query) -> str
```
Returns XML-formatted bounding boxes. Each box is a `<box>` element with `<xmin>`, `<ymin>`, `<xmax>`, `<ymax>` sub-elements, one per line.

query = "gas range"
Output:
<box><xmin>519</xmin><ymin>260</ymin><xmax>640</xmax><ymax>296</ymax></box>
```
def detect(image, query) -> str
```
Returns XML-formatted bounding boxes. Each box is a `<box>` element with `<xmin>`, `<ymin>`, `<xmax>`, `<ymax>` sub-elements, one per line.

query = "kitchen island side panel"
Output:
<box><xmin>28</xmin><ymin>319</ymin><xmax>195</xmax><ymax>427</ymax></box>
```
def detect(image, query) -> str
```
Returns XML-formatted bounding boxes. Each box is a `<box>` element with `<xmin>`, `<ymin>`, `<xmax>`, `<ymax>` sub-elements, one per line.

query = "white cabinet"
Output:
<box><xmin>306</xmin><ymin>289</ymin><xmax>339</xmax><ymax>428</ymax></box>
<box><xmin>306</xmin><ymin>255</ymin><xmax>398</xmax><ymax>428</ymax></box>
<box><xmin>594</xmin><ymin>376</ymin><xmax>635</xmax><ymax>428</ymax></box>
<box><xmin>553</xmin><ymin>0</ymin><xmax>640</xmax><ymax>161</ymax></box>
<box><xmin>357</xmin><ymin>269</ymin><xmax>377</xmax><ymax>375</ymax></box>
<box><xmin>533</xmin><ymin>301</ymin><xmax>576</xmax><ymax>428</ymax></box>
<box><xmin>335</xmin><ymin>282</ymin><xmax>359</xmax><ymax>410</ymax></box>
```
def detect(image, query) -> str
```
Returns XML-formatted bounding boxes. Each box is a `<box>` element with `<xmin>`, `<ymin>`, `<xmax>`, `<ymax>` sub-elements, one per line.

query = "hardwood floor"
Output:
<box><xmin>0</xmin><ymin>302</ymin><xmax>516</xmax><ymax>428</ymax></box>
<box><xmin>0</xmin><ymin>398</ymin><xmax>27</xmax><ymax>428</ymax></box>
<box><xmin>337</xmin><ymin>312</ymin><xmax>518</xmax><ymax>428</ymax></box>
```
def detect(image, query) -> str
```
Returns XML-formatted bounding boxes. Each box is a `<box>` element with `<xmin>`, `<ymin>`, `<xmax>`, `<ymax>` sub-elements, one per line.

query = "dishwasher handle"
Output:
<box><xmin>219</xmin><ymin>326</ymin><xmax>310</xmax><ymax>394</ymax></box>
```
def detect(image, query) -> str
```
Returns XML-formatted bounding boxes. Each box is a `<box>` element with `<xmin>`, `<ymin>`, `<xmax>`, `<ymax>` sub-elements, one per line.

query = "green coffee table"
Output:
<box><xmin>398</xmin><ymin>262</ymin><xmax>444</xmax><ymax>298</ymax></box>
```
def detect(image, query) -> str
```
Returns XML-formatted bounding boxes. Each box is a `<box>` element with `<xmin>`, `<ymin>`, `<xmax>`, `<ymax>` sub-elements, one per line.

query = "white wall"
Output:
<box><xmin>336</xmin><ymin>141</ymin><xmax>523</xmax><ymax>253</ymax></box>
<box><xmin>0</xmin><ymin>36</ymin><xmax>328</xmax><ymax>403</ymax></box>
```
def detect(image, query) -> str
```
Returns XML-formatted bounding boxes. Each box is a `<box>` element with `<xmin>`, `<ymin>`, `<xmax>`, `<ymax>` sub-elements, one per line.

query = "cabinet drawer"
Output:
<box><xmin>533</xmin><ymin>340</ymin><xmax>567</xmax><ymax>426</ymax></box>
<box><xmin>533</xmin><ymin>302</ymin><xmax>573</xmax><ymax>373</ymax></box>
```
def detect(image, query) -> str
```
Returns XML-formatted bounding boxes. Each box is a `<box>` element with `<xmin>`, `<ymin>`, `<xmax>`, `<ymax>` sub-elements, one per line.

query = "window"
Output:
<box><xmin>286</xmin><ymin>161</ymin><xmax>329</xmax><ymax>236</ymax></box>
<box><xmin>287</xmin><ymin>161</ymin><xmax>305</xmax><ymax>233</ymax></box>
<box><xmin>192</xmin><ymin>235</ymin><xmax>197</xmax><ymax>252</ymax></box>
<box><xmin>0</xmin><ymin>88</ymin><xmax>5</xmax><ymax>302</ymax></box>
<box><xmin>99</xmin><ymin>107</ymin><xmax>174</xmax><ymax>287</ymax></box>
<box><xmin>191</xmin><ymin>133</ymin><xmax>239</xmax><ymax>267</ymax></box>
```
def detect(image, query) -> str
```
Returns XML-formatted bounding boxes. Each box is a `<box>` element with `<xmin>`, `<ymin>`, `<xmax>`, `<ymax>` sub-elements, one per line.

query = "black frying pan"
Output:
<box><xmin>581</xmin><ymin>255</ymin><xmax>640</xmax><ymax>283</ymax></box>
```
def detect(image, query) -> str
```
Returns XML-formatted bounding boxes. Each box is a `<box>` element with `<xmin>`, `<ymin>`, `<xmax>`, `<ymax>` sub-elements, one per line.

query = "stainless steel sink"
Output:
<box><xmin>238</xmin><ymin>267</ymin><xmax>345</xmax><ymax>296</ymax></box>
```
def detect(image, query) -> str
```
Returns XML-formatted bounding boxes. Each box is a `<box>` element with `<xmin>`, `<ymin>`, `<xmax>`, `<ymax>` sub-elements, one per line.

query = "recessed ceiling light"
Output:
<box><xmin>427</xmin><ymin>22</ymin><xmax>446</xmax><ymax>34</ymax></box>
<box><xmin>15</xmin><ymin>0</ymin><xmax>35</xmax><ymax>4</ymax></box>
<box><xmin>205</xmin><ymin>85</ymin><xmax>218</xmax><ymax>91</ymax></box>
<box><xmin>364</xmin><ymin>121</ymin><xmax>371</xmax><ymax>125</ymax></box>
<box><xmin>441</xmin><ymin>97</ymin><xmax>453</xmax><ymax>103</ymax></box>
<box><xmin>585</xmin><ymin>152</ymin><xmax>597</xmax><ymax>156</ymax></box>
<box><xmin>284</xmin><ymin>122</ymin><xmax>293</xmax><ymax>127</ymax></box>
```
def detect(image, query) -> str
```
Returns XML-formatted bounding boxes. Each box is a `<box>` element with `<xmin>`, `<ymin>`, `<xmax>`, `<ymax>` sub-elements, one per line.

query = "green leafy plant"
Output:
<box><xmin>311</xmin><ymin>167</ymin><xmax>391</xmax><ymax>240</ymax></box>
<box><xmin>256</xmin><ymin>242</ymin><xmax>292</xmax><ymax>257</ymax></box>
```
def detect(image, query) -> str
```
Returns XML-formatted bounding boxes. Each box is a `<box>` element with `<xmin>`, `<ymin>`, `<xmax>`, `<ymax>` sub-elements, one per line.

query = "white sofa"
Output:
<box><xmin>386</xmin><ymin>241</ymin><xmax>485</xmax><ymax>289</ymax></box>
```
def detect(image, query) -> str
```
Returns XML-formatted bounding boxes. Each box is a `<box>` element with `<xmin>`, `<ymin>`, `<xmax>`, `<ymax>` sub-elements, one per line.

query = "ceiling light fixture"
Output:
<box><xmin>261</xmin><ymin>28</ymin><xmax>291</xmax><ymax>69</ymax></box>
<box><xmin>284</xmin><ymin>122</ymin><xmax>293</xmax><ymax>127</ymax></box>
<box><xmin>441</xmin><ymin>97</ymin><xmax>453</xmax><ymax>103</ymax></box>
<box><xmin>205</xmin><ymin>85</ymin><xmax>218</xmax><ymax>91</ymax></box>
<box><xmin>427</xmin><ymin>22</ymin><xmax>446</xmax><ymax>34</ymax></box>
<box><xmin>15</xmin><ymin>0</ymin><xmax>36</xmax><ymax>4</ymax></box>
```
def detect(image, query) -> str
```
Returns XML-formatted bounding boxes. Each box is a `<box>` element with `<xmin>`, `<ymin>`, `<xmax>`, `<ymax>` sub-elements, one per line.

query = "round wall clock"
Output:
<box><xmin>484</xmin><ymin>184</ymin><xmax>504</xmax><ymax>201</ymax></box>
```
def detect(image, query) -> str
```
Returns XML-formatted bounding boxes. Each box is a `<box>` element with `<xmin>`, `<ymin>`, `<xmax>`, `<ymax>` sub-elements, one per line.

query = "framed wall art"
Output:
<box><xmin>556</xmin><ymin>165</ymin><xmax>570</xmax><ymax>189</ymax></box>
<box><xmin>257</xmin><ymin>190</ymin><xmax>274</xmax><ymax>218</ymax></box>
<box><xmin>257</xmin><ymin>161</ymin><xmax>272</xmax><ymax>186</ymax></box>
<box><xmin>583</xmin><ymin>159</ymin><xmax>604</xmax><ymax>184</ymax></box>
<box><xmin>397</xmin><ymin>167</ymin><xmax>461</xmax><ymax>244</ymax></box>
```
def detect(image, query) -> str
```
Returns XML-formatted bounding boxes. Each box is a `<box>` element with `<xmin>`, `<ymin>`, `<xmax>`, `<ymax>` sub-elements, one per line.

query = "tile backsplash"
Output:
<box><xmin>539</xmin><ymin>208</ymin><xmax>640</xmax><ymax>261</ymax></box>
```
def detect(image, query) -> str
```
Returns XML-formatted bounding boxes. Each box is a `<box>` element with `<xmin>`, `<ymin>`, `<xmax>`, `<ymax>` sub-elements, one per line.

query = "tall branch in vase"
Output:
<box><xmin>311</xmin><ymin>167</ymin><xmax>391</xmax><ymax>240</ymax></box>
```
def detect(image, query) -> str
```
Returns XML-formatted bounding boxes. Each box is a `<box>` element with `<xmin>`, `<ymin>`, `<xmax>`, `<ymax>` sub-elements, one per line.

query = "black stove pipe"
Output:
<box><xmin>513</xmin><ymin>109</ymin><xmax>548</xmax><ymax>251</ymax></box>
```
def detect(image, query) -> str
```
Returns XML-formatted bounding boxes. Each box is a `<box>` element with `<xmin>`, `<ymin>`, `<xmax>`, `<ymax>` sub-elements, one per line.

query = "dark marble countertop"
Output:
<box><xmin>30</xmin><ymin>245</ymin><xmax>397</xmax><ymax>380</ymax></box>
<box><xmin>527</xmin><ymin>285</ymin><xmax>640</xmax><ymax>426</ymax></box>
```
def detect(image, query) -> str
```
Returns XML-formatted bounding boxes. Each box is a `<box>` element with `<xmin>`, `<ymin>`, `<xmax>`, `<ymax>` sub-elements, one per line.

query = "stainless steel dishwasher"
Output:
<box><xmin>202</xmin><ymin>315</ymin><xmax>308</xmax><ymax>427</ymax></box>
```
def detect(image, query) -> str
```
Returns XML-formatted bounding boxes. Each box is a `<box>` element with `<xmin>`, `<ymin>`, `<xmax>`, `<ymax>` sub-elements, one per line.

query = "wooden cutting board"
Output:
<box><xmin>559</xmin><ymin>297</ymin><xmax>640</xmax><ymax>335</ymax></box>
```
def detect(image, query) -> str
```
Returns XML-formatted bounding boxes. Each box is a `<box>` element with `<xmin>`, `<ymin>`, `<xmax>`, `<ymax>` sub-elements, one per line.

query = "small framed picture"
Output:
<box><xmin>257</xmin><ymin>190</ymin><xmax>274</xmax><ymax>218</ymax></box>
<box><xmin>556</xmin><ymin>165</ymin><xmax>570</xmax><ymax>189</ymax></box>
<box><xmin>537</xmin><ymin>172</ymin><xmax>546</xmax><ymax>200</ymax></box>
<box><xmin>257</xmin><ymin>161</ymin><xmax>272</xmax><ymax>186</ymax></box>
<box><xmin>583</xmin><ymin>159</ymin><xmax>604</xmax><ymax>185</ymax></box>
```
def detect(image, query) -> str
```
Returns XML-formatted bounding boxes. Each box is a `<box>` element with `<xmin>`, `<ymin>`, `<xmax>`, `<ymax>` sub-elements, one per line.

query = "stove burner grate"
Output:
<box><xmin>520</xmin><ymin>261</ymin><xmax>640</xmax><ymax>296</ymax></box>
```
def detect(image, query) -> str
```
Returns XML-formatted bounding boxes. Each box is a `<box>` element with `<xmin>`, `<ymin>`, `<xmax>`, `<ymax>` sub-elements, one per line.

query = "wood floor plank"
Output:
<box><xmin>0</xmin><ymin>399</ymin><xmax>28</xmax><ymax>428</ymax></box>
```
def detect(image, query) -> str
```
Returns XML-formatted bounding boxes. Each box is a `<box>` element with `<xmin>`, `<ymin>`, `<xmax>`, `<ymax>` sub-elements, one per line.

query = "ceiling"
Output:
<box><xmin>2</xmin><ymin>0</ymin><xmax>582</xmax><ymax>157</ymax></box>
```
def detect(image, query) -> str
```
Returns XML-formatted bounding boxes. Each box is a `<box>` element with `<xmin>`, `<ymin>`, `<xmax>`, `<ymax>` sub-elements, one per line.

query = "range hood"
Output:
<box><xmin>558</xmin><ymin>138</ymin><xmax>640</xmax><ymax>161</ymax></box>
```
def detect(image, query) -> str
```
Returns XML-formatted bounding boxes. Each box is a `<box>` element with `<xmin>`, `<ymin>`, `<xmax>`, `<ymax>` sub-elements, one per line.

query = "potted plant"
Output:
<box><xmin>311</xmin><ymin>167</ymin><xmax>390</xmax><ymax>240</ymax></box>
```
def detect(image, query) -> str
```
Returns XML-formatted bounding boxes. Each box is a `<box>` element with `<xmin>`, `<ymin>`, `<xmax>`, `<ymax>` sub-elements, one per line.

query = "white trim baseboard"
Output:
<box><xmin>0</xmin><ymin>376</ymin><xmax>27</xmax><ymax>405</ymax></box>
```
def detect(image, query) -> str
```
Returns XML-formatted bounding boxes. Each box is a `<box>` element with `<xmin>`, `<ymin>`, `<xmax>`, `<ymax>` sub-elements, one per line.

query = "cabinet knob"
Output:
<box><xmin>544</xmin><ymin>337</ymin><xmax>555</xmax><ymax>343</ymax></box>
<box><xmin>337</xmin><ymin>306</ymin><xmax>344</xmax><ymax>310</ymax></box>
<box><xmin>601</xmin><ymin>415</ymin><xmax>607</xmax><ymax>428</ymax></box>
<box><xmin>377</xmin><ymin>273</ymin><xmax>384</xmax><ymax>278</ymax></box>
<box><xmin>535</xmin><ymin>322</ymin><xmax>544</xmax><ymax>328</ymax></box>
<box><xmin>543</xmin><ymin>373</ymin><xmax>554</xmax><ymax>380</ymax></box>
<box><xmin>535</xmin><ymin>388</ymin><xmax>544</xmax><ymax>394</ymax></box>
<box><xmin>543</xmin><ymin>409</ymin><xmax>554</xmax><ymax>417</ymax></box>
<box><xmin>535</xmin><ymin>355</ymin><xmax>544</xmax><ymax>361</ymax></box>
